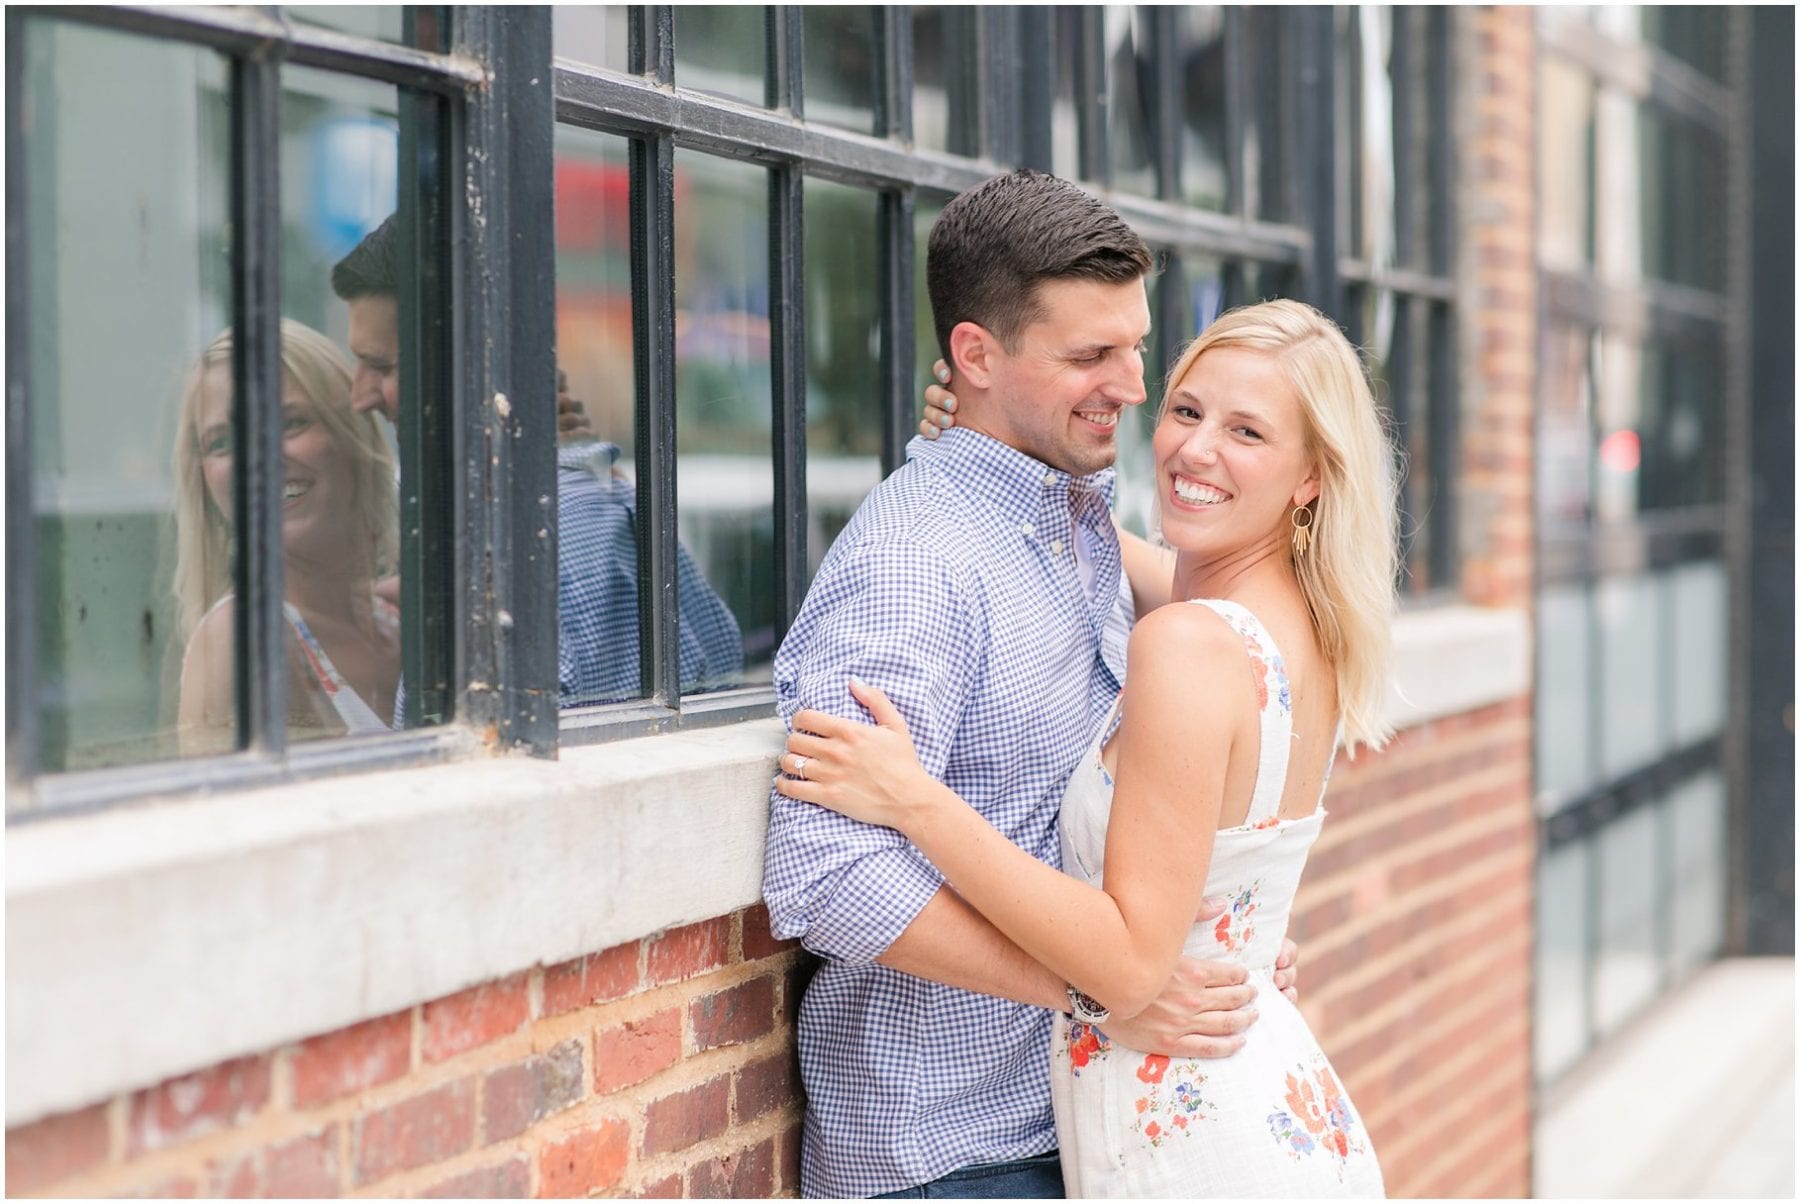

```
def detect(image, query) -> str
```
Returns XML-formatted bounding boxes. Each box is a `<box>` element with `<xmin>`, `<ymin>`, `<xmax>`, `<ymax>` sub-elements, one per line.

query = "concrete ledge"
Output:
<box><xmin>5</xmin><ymin>604</ymin><xmax>1528</xmax><ymax>1126</ymax></box>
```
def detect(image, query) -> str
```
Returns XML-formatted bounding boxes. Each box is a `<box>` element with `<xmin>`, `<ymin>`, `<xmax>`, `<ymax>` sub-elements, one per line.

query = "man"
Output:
<box><xmin>330</xmin><ymin>216</ymin><xmax>742</xmax><ymax>707</ymax></box>
<box><xmin>762</xmin><ymin>171</ymin><xmax>1293</xmax><ymax>1198</ymax></box>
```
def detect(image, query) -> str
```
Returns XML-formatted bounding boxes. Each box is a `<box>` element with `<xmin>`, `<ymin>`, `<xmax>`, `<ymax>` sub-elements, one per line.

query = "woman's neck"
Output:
<box><xmin>1170</xmin><ymin>534</ymin><xmax>1296</xmax><ymax>606</ymax></box>
<box><xmin>283</xmin><ymin>553</ymin><xmax>378</xmax><ymax>630</ymax></box>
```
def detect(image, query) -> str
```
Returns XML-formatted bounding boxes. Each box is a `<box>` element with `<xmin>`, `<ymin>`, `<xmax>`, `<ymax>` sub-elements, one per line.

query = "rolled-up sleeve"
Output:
<box><xmin>761</xmin><ymin>540</ymin><xmax>981</xmax><ymax>963</ymax></box>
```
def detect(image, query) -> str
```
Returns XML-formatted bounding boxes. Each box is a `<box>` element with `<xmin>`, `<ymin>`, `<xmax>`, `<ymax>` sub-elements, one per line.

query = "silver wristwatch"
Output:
<box><xmin>1066</xmin><ymin>985</ymin><xmax>1111</xmax><ymax>1025</ymax></box>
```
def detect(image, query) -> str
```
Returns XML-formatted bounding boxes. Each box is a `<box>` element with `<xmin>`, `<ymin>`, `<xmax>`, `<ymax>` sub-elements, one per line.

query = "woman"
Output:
<box><xmin>172</xmin><ymin>319</ymin><xmax>400</xmax><ymax>752</ymax></box>
<box><xmin>775</xmin><ymin>300</ymin><xmax>1396</xmax><ymax>1197</ymax></box>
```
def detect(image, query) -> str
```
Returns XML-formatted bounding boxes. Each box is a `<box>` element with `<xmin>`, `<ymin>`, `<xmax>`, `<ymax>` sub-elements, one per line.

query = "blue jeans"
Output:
<box><xmin>874</xmin><ymin>1151</ymin><xmax>1064</xmax><ymax>1199</ymax></box>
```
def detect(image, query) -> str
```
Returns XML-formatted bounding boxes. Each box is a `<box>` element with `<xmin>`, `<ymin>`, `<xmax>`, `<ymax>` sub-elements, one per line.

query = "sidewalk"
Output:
<box><xmin>1534</xmin><ymin>957</ymin><xmax>1795</xmax><ymax>1198</ymax></box>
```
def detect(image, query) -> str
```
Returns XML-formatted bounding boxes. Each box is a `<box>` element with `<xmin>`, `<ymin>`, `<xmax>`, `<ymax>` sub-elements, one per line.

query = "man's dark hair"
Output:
<box><xmin>926</xmin><ymin>170</ymin><xmax>1152</xmax><ymax>359</ymax></box>
<box><xmin>331</xmin><ymin>213</ymin><xmax>400</xmax><ymax>301</ymax></box>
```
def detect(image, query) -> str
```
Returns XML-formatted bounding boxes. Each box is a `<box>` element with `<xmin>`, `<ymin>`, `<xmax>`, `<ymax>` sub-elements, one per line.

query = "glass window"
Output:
<box><xmin>1669</xmin><ymin>771</ymin><xmax>1728</xmax><ymax>972</ymax></box>
<box><xmin>910</xmin><ymin>6</ymin><xmax>960</xmax><ymax>156</ymax></box>
<box><xmin>1667</xmin><ymin>561</ymin><xmax>1728</xmax><ymax>746</ymax></box>
<box><xmin>1592</xmin><ymin>335</ymin><xmax>1643</xmax><ymax>524</ymax></box>
<box><xmin>674</xmin><ymin>6</ymin><xmax>765</xmax><ymax>106</ymax></box>
<box><xmin>913</xmin><ymin>195</ymin><xmax>948</xmax><ymax>401</ymax></box>
<box><xmin>1103</xmin><ymin>7</ymin><xmax>1156</xmax><ymax>197</ymax></box>
<box><xmin>552</xmin><ymin>6</ymin><xmax>631</xmax><ymax>75</ymax></box>
<box><xmin>1537</xmin><ymin>583</ymin><xmax>1594</xmax><ymax>809</ymax></box>
<box><xmin>1642</xmin><ymin>7</ymin><xmax>1728</xmax><ymax>82</ymax></box>
<box><xmin>803</xmin><ymin>179</ymin><xmax>883</xmax><ymax>580</ymax></box>
<box><xmin>552</xmin><ymin>122</ymin><xmax>652</xmax><ymax>708</ymax></box>
<box><xmin>1637</xmin><ymin>107</ymin><xmax>1725</xmax><ymax>291</ymax></box>
<box><xmin>1638</xmin><ymin>341</ymin><xmax>1723</xmax><ymax>510</ymax></box>
<box><xmin>1593</xmin><ymin>802</ymin><xmax>1661</xmax><ymax>1035</ymax></box>
<box><xmin>802</xmin><ymin>7</ymin><xmax>875</xmax><ymax>134</ymax></box>
<box><xmin>1242</xmin><ymin>8</ymin><xmax>1290</xmax><ymax>222</ymax></box>
<box><xmin>1596</xmin><ymin>573</ymin><xmax>1667</xmax><ymax>779</ymax></box>
<box><xmin>1538</xmin><ymin>56</ymin><xmax>1596</xmax><ymax>274</ymax></box>
<box><xmin>674</xmin><ymin>150</ymin><xmax>766</xmax><ymax>687</ymax></box>
<box><xmin>1535</xmin><ymin>841</ymin><xmax>1592</xmax><ymax>1082</ymax></box>
<box><xmin>23</xmin><ymin>22</ymin><xmax>232</xmax><ymax>774</ymax></box>
<box><xmin>1178</xmin><ymin>8</ymin><xmax>1227</xmax><ymax>210</ymax></box>
<box><xmin>282</xmin><ymin>5</ymin><xmax>407</xmax><ymax>46</ymax></box>
<box><xmin>1050</xmin><ymin>7</ymin><xmax>1084</xmax><ymax>180</ymax></box>
<box><xmin>1537</xmin><ymin>324</ymin><xmax>1596</xmax><ymax>531</ymax></box>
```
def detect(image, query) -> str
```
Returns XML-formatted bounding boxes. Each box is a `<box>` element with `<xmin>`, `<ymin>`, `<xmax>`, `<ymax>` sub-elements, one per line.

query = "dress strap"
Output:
<box><xmin>1184</xmin><ymin>598</ymin><xmax>1293</xmax><ymax>827</ymax></box>
<box><xmin>284</xmin><ymin>602</ymin><xmax>390</xmax><ymax>735</ymax></box>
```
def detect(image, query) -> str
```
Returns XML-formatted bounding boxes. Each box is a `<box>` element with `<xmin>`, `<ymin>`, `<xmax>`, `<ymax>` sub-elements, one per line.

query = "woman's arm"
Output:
<box><xmin>176</xmin><ymin>600</ymin><xmax>239</xmax><ymax>756</ymax></box>
<box><xmin>779</xmin><ymin>603</ymin><xmax>1252</xmax><ymax>1018</ymax></box>
<box><xmin>1117</xmin><ymin>525</ymin><xmax>1176</xmax><ymax>618</ymax></box>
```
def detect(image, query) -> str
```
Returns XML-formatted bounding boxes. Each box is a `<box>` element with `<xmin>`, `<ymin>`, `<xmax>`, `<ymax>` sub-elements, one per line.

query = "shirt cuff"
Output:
<box><xmin>797</xmin><ymin>845</ymin><xmax>944</xmax><ymax>965</ymax></box>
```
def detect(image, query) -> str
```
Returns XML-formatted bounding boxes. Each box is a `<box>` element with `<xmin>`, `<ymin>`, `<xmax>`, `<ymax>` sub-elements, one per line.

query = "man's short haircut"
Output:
<box><xmin>331</xmin><ymin>213</ymin><xmax>399</xmax><ymax>301</ymax></box>
<box><xmin>926</xmin><ymin>169</ymin><xmax>1152</xmax><ymax>359</ymax></box>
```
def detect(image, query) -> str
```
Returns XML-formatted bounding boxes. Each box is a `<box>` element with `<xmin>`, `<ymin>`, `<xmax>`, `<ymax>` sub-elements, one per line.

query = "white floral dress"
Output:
<box><xmin>1049</xmin><ymin>598</ymin><xmax>1384</xmax><ymax>1198</ymax></box>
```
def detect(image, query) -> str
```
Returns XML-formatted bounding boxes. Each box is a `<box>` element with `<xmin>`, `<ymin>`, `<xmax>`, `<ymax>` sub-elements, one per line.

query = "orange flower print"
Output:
<box><xmin>1064</xmin><ymin>1021</ymin><xmax>1110</xmax><ymax>1076</ymax></box>
<box><xmin>1135</xmin><ymin>1097</ymin><xmax>1148</xmax><ymax>1114</ymax></box>
<box><xmin>1173</xmin><ymin>1115</ymin><xmax>1189</xmax><ymax>1130</ymax></box>
<box><xmin>1245</xmin><ymin>646</ymin><xmax>1270</xmax><ymax>710</ymax></box>
<box><xmin>1137</xmin><ymin>1054</ymin><xmax>1169</xmax><ymax>1085</ymax></box>
<box><xmin>1143</xmin><ymin>1121</ymin><xmax>1161</xmax><ymax>1140</ymax></box>
<box><xmin>1268</xmin><ymin>1059</ymin><xmax>1364</xmax><ymax>1170</ymax></box>
<box><xmin>1213</xmin><ymin>884</ymin><xmax>1260</xmax><ymax>952</ymax></box>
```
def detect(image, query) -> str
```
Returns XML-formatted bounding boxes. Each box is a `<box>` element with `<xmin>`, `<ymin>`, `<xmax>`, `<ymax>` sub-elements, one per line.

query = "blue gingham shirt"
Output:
<box><xmin>763</xmin><ymin>428</ymin><xmax>1133</xmax><ymax>1198</ymax></box>
<box><xmin>556</xmin><ymin>442</ymin><xmax>743</xmax><ymax>706</ymax></box>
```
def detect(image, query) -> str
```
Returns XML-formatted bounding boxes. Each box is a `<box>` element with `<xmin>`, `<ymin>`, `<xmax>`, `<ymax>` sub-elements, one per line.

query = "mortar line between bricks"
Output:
<box><xmin>630</xmin><ymin>1100</ymin><xmax>806</xmax><ymax>1196</ymax></box>
<box><xmin>1321</xmin><ymin>926</ymin><xmax>1534</xmax><ymax>1059</ymax></box>
<box><xmin>1351</xmin><ymin>984</ymin><xmax>1533</xmax><ymax>1126</ymax></box>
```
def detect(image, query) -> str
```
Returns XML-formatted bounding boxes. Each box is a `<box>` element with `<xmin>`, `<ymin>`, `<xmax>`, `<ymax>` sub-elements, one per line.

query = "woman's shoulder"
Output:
<box><xmin>1125</xmin><ymin>598</ymin><xmax>1257</xmax><ymax>678</ymax></box>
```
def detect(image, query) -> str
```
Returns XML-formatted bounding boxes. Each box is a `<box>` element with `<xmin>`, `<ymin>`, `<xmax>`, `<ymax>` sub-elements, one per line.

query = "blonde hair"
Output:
<box><xmin>1161</xmin><ymin>299</ymin><xmax>1399</xmax><ymax>752</ymax></box>
<box><xmin>171</xmin><ymin>319</ymin><xmax>398</xmax><ymax>641</ymax></box>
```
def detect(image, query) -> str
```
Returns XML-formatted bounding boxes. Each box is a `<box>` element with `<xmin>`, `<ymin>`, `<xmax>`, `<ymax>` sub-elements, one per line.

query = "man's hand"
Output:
<box><xmin>1274</xmin><ymin>937</ymin><xmax>1299</xmax><ymax>1005</ymax></box>
<box><xmin>1099</xmin><ymin>895</ymin><xmax>1257</xmax><ymax>1058</ymax></box>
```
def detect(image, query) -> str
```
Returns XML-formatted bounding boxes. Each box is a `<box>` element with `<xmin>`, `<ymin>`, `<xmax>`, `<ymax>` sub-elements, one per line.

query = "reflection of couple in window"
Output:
<box><xmin>171</xmin><ymin>217</ymin><xmax>742</xmax><ymax>750</ymax></box>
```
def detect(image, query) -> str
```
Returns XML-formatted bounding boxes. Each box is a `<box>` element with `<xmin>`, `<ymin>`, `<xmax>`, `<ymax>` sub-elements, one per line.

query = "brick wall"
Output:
<box><xmin>5</xmin><ymin>909</ymin><xmax>813</xmax><ymax>1198</ymax></box>
<box><xmin>1292</xmin><ymin>698</ymin><xmax>1535</xmax><ymax>1198</ymax></box>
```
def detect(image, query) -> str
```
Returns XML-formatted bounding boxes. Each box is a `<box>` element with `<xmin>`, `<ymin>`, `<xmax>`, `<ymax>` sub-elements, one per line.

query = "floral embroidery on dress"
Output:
<box><xmin>1266</xmin><ymin>1060</ymin><xmax>1363</xmax><ymax>1169</ymax></box>
<box><xmin>1131</xmin><ymin>1056</ymin><xmax>1215</xmax><ymax>1147</ymax></box>
<box><xmin>1226</xmin><ymin>613</ymin><xmax>1291</xmax><ymax>715</ymax></box>
<box><xmin>1064</xmin><ymin>1021</ymin><xmax>1112</xmax><ymax>1076</ymax></box>
<box><xmin>1212</xmin><ymin>882</ymin><xmax>1260</xmax><ymax>952</ymax></box>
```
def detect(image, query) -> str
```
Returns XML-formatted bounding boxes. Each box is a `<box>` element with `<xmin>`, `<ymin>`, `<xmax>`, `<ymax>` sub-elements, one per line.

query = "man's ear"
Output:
<box><xmin>948</xmin><ymin>321</ymin><xmax>1000</xmax><ymax>390</ymax></box>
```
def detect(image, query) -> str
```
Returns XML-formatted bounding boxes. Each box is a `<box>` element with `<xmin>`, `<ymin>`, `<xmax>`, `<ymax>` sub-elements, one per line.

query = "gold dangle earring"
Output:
<box><xmin>1290</xmin><ymin>503</ymin><xmax>1315</xmax><ymax>559</ymax></box>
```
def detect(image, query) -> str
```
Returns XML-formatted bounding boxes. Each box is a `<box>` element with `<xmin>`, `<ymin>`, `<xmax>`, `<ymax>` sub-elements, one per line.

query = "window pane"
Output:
<box><xmin>1668</xmin><ymin>560</ymin><xmax>1728</xmax><ymax>746</ymax></box>
<box><xmin>1597</xmin><ymin>572</ymin><xmax>1667</xmax><ymax>779</ymax></box>
<box><xmin>277</xmin><ymin>68</ymin><xmax>412</xmax><ymax>744</ymax></box>
<box><xmin>1637</xmin><ymin>107</ymin><xmax>1725</xmax><ymax>291</ymax></box>
<box><xmin>1593</xmin><ymin>802</ymin><xmax>1662</xmax><ymax>1035</ymax></box>
<box><xmin>1104</xmin><ymin>7</ymin><xmax>1156</xmax><ymax>197</ymax></box>
<box><xmin>913</xmin><ymin>195</ymin><xmax>948</xmax><ymax>403</ymax></box>
<box><xmin>1669</xmin><ymin>771</ymin><xmax>1728</xmax><ymax>972</ymax></box>
<box><xmin>1243</xmin><ymin>8</ymin><xmax>1290</xmax><ymax>221</ymax></box>
<box><xmin>1533</xmin><ymin>55</ymin><xmax>1591</xmax><ymax>269</ymax></box>
<box><xmin>282</xmin><ymin>6</ymin><xmax>406</xmax><ymax>45</ymax></box>
<box><xmin>674</xmin><ymin>151</ymin><xmax>765</xmax><ymax>688</ymax></box>
<box><xmin>1642</xmin><ymin>6</ymin><xmax>1727</xmax><ymax>82</ymax></box>
<box><xmin>1178</xmin><ymin>7</ymin><xmax>1227</xmax><ymax>209</ymax></box>
<box><xmin>1537</xmin><ymin>583</ymin><xmax>1594</xmax><ymax>809</ymax></box>
<box><xmin>553</xmin><ymin>6</ymin><xmax>632</xmax><ymax>74</ymax></box>
<box><xmin>1535</xmin><ymin>840</ymin><xmax>1591</xmax><ymax>1081</ymax></box>
<box><xmin>1638</xmin><ymin>340</ymin><xmax>1723</xmax><ymax>510</ymax></box>
<box><xmin>674</xmin><ymin>6</ymin><xmax>766</xmax><ymax>106</ymax></box>
<box><xmin>803</xmin><ymin>179</ymin><xmax>883</xmax><ymax>581</ymax></box>
<box><xmin>1592</xmin><ymin>335</ymin><xmax>1642</xmax><ymax>524</ymax></box>
<box><xmin>552</xmin><ymin>123</ymin><xmax>651</xmax><ymax>707</ymax></box>
<box><xmin>1050</xmin><ymin>7</ymin><xmax>1083</xmax><ymax>180</ymax></box>
<box><xmin>1353</xmin><ymin>7</ymin><xmax>1397</xmax><ymax>269</ymax></box>
<box><xmin>1537</xmin><ymin>324</ymin><xmax>1596</xmax><ymax>531</ymax></box>
<box><xmin>911</xmin><ymin>6</ymin><xmax>956</xmax><ymax>155</ymax></box>
<box><xmin>24</xmin><ymin>23</ymin><xmax>232</xmax><ymax>775</ymax></box>
<box><xmin>803</xmin><ymin>7</ymin><xmax>875</xmax><ymax>134</ymax></box>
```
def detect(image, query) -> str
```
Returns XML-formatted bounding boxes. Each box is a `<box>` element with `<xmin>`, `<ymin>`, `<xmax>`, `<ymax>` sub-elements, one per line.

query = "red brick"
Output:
<box><xmin>422</xmin><ymin>1155</ymin><xmax>530</xmax><ymax>1198</ymax></box>
<box><xmin>483</xmin><ymin>1039</ymin><xmax>586</xmax><ymax>1142</ymax></box>
<box><xmin>776</xmin><ymin>1121</ymin><xmax>802</xmax><ymax>1194</ymax></box>
<box><xmin>120</xmin><ymin>1172</ymin><xmax>199</xmax><ymax>1197</ymax></box>
<box><xmin>127</xmin><ymin>1054</ymin><xmax>272</xmax><ymax>1155</ymax></box>
<box><xmin>290</xmin><ymin>1009</ymin><xmax>412</xmax><ymax>1107</ymax></box>
<box><xmin>352</xmin><ymin>1078</ymin><xmax>477</xmax><ymax>1186</ymax></box>
<box><xmin>626</xmin><ymin>1172</ymin><xmax>684</xmax><ymax>1198</ymax></box>
<box><xmin>208</xmin><ymin>1148</ymin><xmax>263</xmax><ymax>1198</ymax></box>
<box><xmin>640</xmin><ymin>1077</ymin><xmax>729</xmax><ymax>1157</ymax></box>
<box><xmin>423</xmin><ymin>974</ymin><xmax>530</xmax><ymax>1063</ymax></box>
<box><xmin>5</xmin><ymin>1102</ymin><xmax>111</xmax><ymax>1194</ymax></box>
<box><xmin>593</xmin><ymin>1008</ymin><xmax>683</xmax><ymax>1095</ymax></box>
<box><xmin>740</xmin><ymin>904</ymin><xmax>796</xmax><ymax>961</ymax></box>
<box><xmin>690</xmin><ymin>975</ymin><xmax>777</xmax><ymax>1052</ymax></box>
<box><xmin>645</xmin><ymin>917</ymin><xmax>731</xmax><ymax>986</ymax></box>
<box><xmin>266</xmin><ymin>1125</ymin><xmax>340</xmax><ymax>1197</ymax></box>
<box><xmin>543</xmin><ymin>942</ymin><xmax>642</xmax><ymax>1017</ymax></box>
<box><xmin>536</xmin><ymin>1120</ymin><xmax>629</xmax><ymax>1198</ymax></box>
<box><xmin>734</xmin><ymin>1048</ymin><xmax>800</xmax><ymax>1122</ymax></box>
<box><xmin>686</xmin><ymin>1137</ymin><xmax>776</xmax><ymax>1199</ymax></box>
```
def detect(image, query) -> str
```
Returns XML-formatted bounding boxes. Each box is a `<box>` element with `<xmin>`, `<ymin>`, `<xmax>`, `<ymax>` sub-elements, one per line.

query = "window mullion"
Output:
<box><xmin>629</xmin><ymin>9</ymin><xmax>680</xmax><ymax>707</ymax></box>
<box><xmin>5</xmin><ymin>10</ymin><xmax>35</xmax><ymax>784</ymax></box>
<box><xmin>876</xmin><ymin>11</ymin><xmax>916</xmax><ymax>477</ymax></box>
<box><xmin>1391</xmin><ymin>7</ymin><xmax>1417</xmax><ymax>272</ymax></box>
<box><xmin>229</xmin><ymin>49</ymin><xmax>288</xmax><ymax>757</ymax></box>
<box><xmin>1294</xmin><ymin>7</ymin><xmax>1341</xmax><ymax>318</ymax></box>
<box><xmin>768</xmin><ymin>7</ymin><xmax>807</xmax><ymax>640</ymax></box>
<box><xmin>452</xmin><ymin>6</ymin><xmax>558</xmax><ymax>753</ymax></box>
<box><xmin>1151</xmin><ymin>6</ymin><xmax>1181</xmax><ymax>202</ymax></box>
<box><xmin>1075</xmin><ymin>6</ymin><xmax>1105</xmax><ymax>183</ymax></box>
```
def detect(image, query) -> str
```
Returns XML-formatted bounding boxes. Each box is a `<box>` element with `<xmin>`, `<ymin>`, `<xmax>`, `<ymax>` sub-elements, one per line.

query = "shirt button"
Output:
<box><xmin>1043</xmin><ymin>472</ymin><xmax>1058</xmax><ymax>487</ymax></box>
<box><xmin>1051</xmin><ymin>540</ymin><xmax>1065</xmax><ymax>555</ymax></box>
<box><xmin>1021</xmin><ymin>522</ymin><xmax>1034</xmax><ymax>537</ymax></box>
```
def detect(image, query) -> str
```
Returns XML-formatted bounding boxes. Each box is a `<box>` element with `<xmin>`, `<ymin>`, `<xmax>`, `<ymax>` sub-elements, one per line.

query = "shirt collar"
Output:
<box><xmin>906</xmin><ymin>428</ymin><xmax>1117</xmax><ymax>528</ymax></box>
